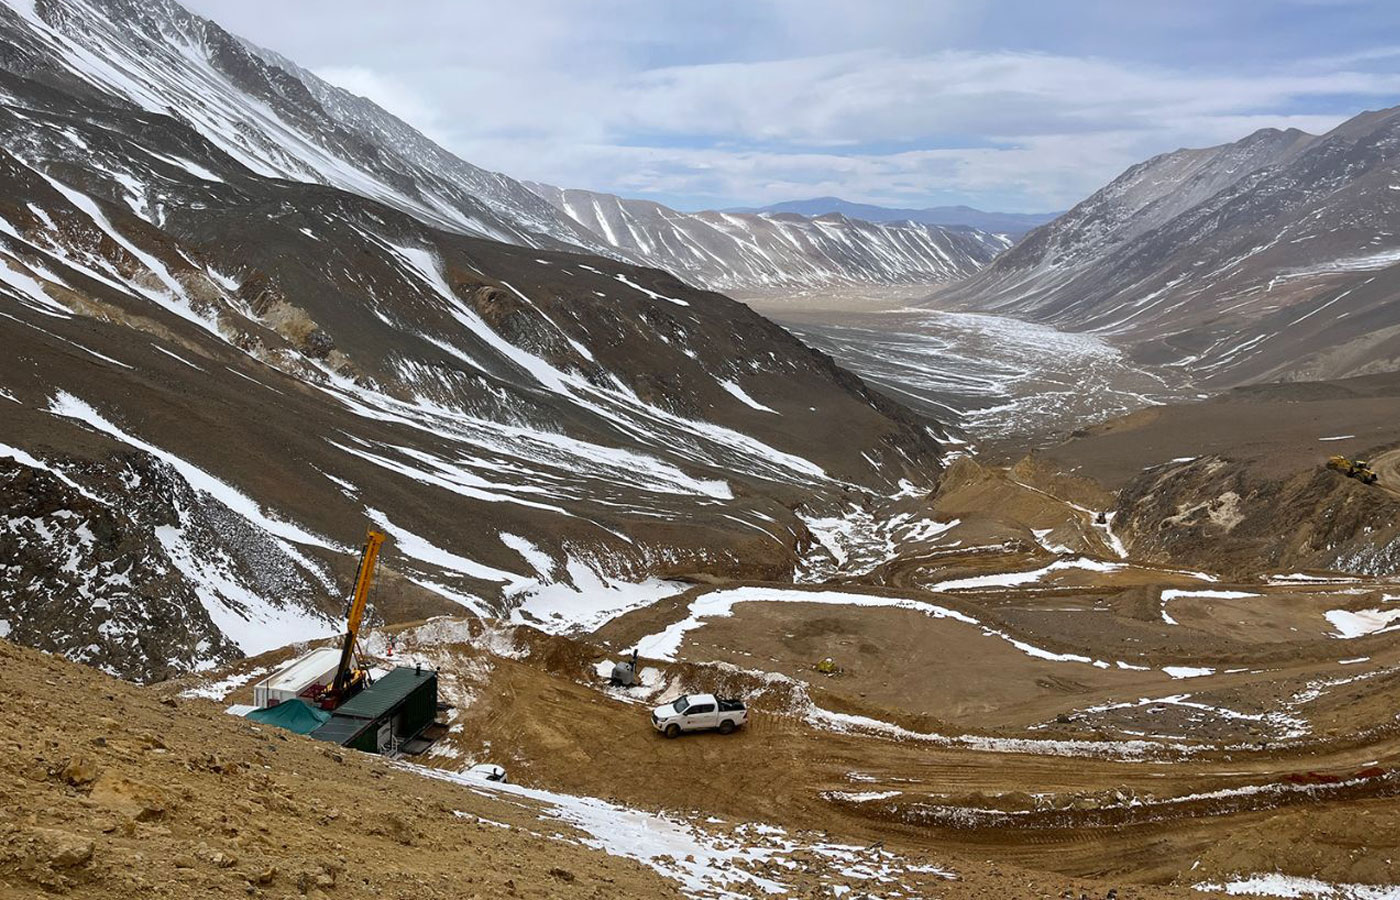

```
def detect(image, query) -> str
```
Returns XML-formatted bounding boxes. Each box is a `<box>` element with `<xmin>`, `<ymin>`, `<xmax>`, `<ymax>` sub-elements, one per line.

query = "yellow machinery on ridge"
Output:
<box><xmin>1327</xmin><ymin>455</ymin><xmax>1378</xmax><ymax>485</ymax></box>
<box><xmin>319</xmin><ymin>529</ymin><xmax>386</xmax><ymax>709</ymax></box>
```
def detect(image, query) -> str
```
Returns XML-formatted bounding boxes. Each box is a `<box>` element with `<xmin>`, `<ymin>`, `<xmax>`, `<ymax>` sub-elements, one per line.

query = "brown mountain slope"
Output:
<box><xmin>936</xmin><ymin>108</ymin><xmax>1400</xmax><ymax>385</ymax></box>
<box><xmin>0</xmin><ymin>4</ymin><xmax>953</xmax><ymax>681</ymax></box>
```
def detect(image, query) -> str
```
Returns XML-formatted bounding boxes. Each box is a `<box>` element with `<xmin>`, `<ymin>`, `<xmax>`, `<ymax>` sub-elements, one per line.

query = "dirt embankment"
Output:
<box><xmin>1037</xmin><ymin>373</ymin><xmax>1400</xmax><ymax>576</ymax></box>
<box><xmin>1112</xmin><ymin>455</ymin><xmax>1400</xmax><ymax>577</ymax></box>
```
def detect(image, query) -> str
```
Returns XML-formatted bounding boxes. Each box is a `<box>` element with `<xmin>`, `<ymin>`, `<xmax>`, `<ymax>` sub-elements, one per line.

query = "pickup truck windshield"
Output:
<box><xmin>673</xmin><ymin>696</ymin><xmax>691</xmax><ymax>713</ymax></box>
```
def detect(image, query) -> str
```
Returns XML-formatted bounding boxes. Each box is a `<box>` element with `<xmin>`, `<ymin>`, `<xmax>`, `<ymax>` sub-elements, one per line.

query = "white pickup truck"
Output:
<box><xmin>651</xmin><ymin>693</ymin><xmax>747</xmax><ymax>738</ymax></box>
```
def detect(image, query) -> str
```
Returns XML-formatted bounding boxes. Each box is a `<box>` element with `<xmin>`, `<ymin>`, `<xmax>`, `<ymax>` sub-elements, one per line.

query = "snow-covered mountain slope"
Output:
<box><xmin>938</xmin><ymin>109</ymin><xmax>1400</xmax><ymax>384</ymax></box>
<box><xmin>728</xmin><ymin>197</ymin><xmax>1060</xmax><ymax>237</ymax></box>
<box><xmin>0</xmin><ymin>0</ymin><xmax>954</xmax><ymax>681</ymax></box>
<box><xmin>0</xmin><ymin>0</ymin><xmax>616</xmax><ymax>253</ymax></box>
<box><xmin>527</xmin><ymin>182</ymin><xmax>1010</xmax><ymax>292</ymax></box>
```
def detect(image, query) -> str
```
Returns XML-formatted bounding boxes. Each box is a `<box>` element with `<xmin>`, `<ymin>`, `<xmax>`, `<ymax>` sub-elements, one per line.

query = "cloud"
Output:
<box><xmin>435</xmin><ymin>48</ymin><xmax>1388</xmax><ymax>209</ymax></box>
<box><xmin>600</xmin><ymin>50</ymin><xmax>1393</xmax><ymax>144</ymax></box>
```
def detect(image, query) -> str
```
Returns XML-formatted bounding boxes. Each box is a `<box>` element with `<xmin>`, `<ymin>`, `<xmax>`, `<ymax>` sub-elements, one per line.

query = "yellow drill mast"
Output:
<box><xmin>327</xmin><ymin>530</ymin><xmax>386</xmax><ymax>704</ymax></box>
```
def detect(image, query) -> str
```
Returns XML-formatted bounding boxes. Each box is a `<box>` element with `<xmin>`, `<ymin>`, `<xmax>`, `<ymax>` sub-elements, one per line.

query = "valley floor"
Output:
<box><xmin>751</xmin><ymin>293</ymin><xmax>1194</xmax><ymax>450</ymax></box>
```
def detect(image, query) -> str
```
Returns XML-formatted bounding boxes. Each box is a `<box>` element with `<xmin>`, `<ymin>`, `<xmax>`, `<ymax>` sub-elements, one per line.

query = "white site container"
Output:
<box><xmin>252</xmin><ymin>646</ymin><xmax>343</xmax><ymax>708</ymax></box>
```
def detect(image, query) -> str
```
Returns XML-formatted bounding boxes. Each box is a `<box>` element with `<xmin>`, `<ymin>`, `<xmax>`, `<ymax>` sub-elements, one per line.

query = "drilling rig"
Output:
<box><xmin>317</xmin><ymin>530</ymin><xmax>386</xmax><ymax>709</ymax></box>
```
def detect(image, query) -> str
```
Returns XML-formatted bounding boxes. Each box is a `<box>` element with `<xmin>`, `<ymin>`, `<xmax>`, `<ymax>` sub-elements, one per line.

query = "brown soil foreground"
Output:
<box><xmin>0</xmin><ymin>639</ymin><xmax>686</xmax><ymax>900</ymax></box>
<box><xmin>3</xmin><ymin>636</ymin><xmax>1237</xmax><ymax>900</ymax></box>
<box><xmin>430</xmin><ymin>616</ymin><xmax>1400</xmax><ymax>889</ymax></box>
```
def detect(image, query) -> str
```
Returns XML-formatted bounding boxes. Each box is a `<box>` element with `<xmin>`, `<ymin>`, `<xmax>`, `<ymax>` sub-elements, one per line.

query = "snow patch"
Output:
<box><xmin>366</xmin><ymin>507</ymin><xmax>520</xmax><ymax>590</ymax></box>
<box><xmin>823</xmin><ymin>790</ymin><xmax>902</xmax><ymax>803</ymax></box>
<box><xmin>928</xmin><ymin>557</ymin><xmax>1124</xmax><ymax>591</ymax></box>
<box><xmin>1030</xmin><ymin>528</ymin><xmax>1073</xmax><ymax>554</ymax></box>
<box><xmin>717</xmin><ymin>378</ymin><xmax>777</xmax><ymax>414</ymax></box>
<box><xmin>1195</xmin><ymin>873</ymin><xmax>1400</xmax><ymax>898</ymax></box>
<box><xmin>614</xmin><ymin>273</ymin><xmax>689</xmax><ymax>306</ymax></box>
<box><xmin>1163</xmin><ymin>666</ymin><xmax>1217</xmax><ymax>679</ymax></box>
<box><xmin>179</xmin><ymin>665</ymin><xmax>270</xmax><ymax>701</ymax></box>
<box><xmin>500</xmin><ymin>532</ymin><xmax>556</xmax><ymax>579</ymax></box>
<box><xmin>635</xmin><ymin>586</ymin><xmax>978</xmax><ymax>662</ymax></box>
<box><xmin>0</xmin><ymin>441</ymin><xmax>104</xmax><ymax>501</ymax></box>
<box><xmin>1160</xmin><ymin>589</ymin><xmax>1259</xmax><ymax>626</ymax></box>
<box><xmin>806</xmin><ymin>701</ymin><xmax>1183</xmax><ymax>760</ymax></box>
<box><xmin>509</xmin><ymin>555</ymin><xmax>688</xmax><ymax>635</ymax></box>
<box><xmin>409</xmin><ymin>762</ymin><xmax>955</xmax><ymax>898</ymax></box>
<box><xmin>154</xmin><ymin>523</ymin><xmax>337</xmax><ymax>656</ymax></box>
<box><xmin>1324</xmin><ymin>608</ymin><xmax>1400</xmax><ymax>639</ymax></box>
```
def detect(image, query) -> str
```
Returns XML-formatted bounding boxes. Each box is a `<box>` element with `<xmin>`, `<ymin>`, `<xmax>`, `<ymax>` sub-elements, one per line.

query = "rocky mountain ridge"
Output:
<box><xmin>727</xmin><ymin>196</ymin><xmax>1060</xmax><ymax>236</ymax></box>
<box><xmin>527</xmin><ymin>181</ymin><xmax>1010</xmax><ymax>292</ymax></box>
<box><xmin>0</xmin><ymin>0</ymin><xmax>622</xmax><ymax>255</ymax></box>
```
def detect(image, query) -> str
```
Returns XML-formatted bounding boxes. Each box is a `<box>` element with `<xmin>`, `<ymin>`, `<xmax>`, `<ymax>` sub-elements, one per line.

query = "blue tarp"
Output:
<box><xmin>244</xmin><ymin>698</ymin><xmax>331</xmax><ymax>735</ymax></box>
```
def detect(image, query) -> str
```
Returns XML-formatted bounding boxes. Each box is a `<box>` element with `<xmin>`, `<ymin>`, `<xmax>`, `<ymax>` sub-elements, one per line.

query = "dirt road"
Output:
<box><xmin>1364</xmin><ymin>447</ymin><xmax>1400</xmax><ymax>497</ymax></box>
<box><xmin>324</xmin><ymin>598</ymin><xmax>1400</xmax><ymax>895</ymax></box>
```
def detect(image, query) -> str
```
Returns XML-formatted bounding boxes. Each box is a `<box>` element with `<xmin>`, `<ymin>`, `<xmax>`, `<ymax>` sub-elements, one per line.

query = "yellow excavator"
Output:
<box><xmin>317</xmin><ymin>530</ymin><xmax>386</xmax><ymax>710</ymax></box>
<box><xmin>1327</xmin><ymin>455</ymin><xmax>1378</xmax><ymax>485</ymax></box>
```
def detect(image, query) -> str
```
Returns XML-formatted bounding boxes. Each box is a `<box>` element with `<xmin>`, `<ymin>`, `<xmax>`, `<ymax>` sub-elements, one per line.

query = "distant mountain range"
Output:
<box><xmin>527</xmin><ymin>183</ymin><xmax>1010</xmax><ymax>292</ymax></box>
<box><xmin>724</xmin><ymin>197</ymin><xmax>1061</xmax><ymax>236</ymax></box>
<box><xmin>937</xmin><ymin>108</ymin><xmax>1400</xmax><ymax>385</ymax></box>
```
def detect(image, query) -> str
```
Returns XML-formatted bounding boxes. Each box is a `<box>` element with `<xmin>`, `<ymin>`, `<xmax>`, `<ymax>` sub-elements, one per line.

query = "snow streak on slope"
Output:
<box><xmin>315</xmin><ymin>241</ymin><xmax>830</xmax><ymax>495</ymax></box>
<box><xmin>48</xmin><ymin>391</ymin><xmax>337</xmax><ymax>551</ymax></box>
<box><xmin>0</xmin><ymin>430</ymin><xmax>334</xmax><ymax>679</ymax></box>
<box><xmin>42</xmin><ymin>391</ymin><xmax>341</xmax><ymax>656</ymax></box>
<box><xmin>529</xmin><ymin>182</ymin><xmax>1010</xmax><ymax>292</ymax></box>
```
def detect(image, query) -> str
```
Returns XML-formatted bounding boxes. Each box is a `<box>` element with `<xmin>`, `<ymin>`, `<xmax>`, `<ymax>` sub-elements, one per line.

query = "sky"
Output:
<box><xmin>182</xmin><ymin>0</ymin><xmax>1400</xmax><ymax>214</ymax></box>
